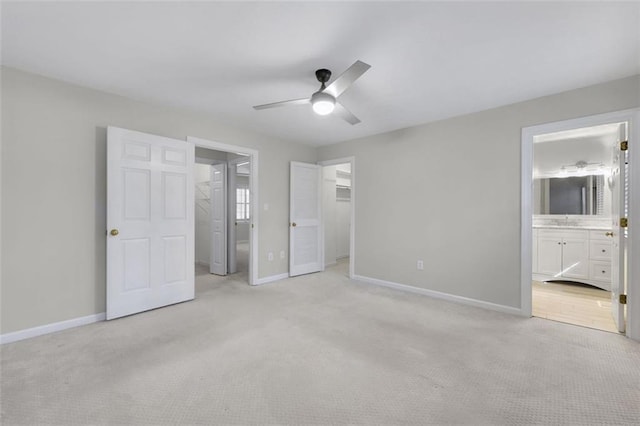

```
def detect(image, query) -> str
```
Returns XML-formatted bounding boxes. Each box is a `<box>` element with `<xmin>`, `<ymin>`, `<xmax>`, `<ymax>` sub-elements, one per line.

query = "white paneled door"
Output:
<box><xmin>290</xmin><ymin>162</ymin><xmax>323</xmax><ymax>276</ymax></box>
<box><xmin>610</xmin><ymin>123</ymin><xmax>628</xmax><ymax>333</ymax></box>
<box><xmin>210</xmin><ymin>163</ymin><xmax>227</xmax><ymax>275</ymax></box>
<box><xmin>107</xmin><ymin>127</ymin><xmax>195</xmax><ymax>320</ymax></box>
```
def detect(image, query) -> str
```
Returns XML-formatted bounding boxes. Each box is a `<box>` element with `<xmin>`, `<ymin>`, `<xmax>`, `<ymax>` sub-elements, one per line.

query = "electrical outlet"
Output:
<box><xmin>417</xmin><ymin>260</ymin><xmax>424</xmax><ymax>270</ymax></box>
<box><xmin>280</xmin><ymin>250</ymin><xmax>285</xmax><ymax>259</ymax></box>
<box><xmin>268</xmin><ymin>252</ymin><xmax>274</xmax><ymax>261</ymax></box>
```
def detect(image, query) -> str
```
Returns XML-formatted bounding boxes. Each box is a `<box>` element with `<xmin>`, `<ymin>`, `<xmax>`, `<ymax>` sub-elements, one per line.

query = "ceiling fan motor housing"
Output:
<box><xmin>315</xmin><ymin>68</ymin><xmax>332</xmax><ymax>84</ymax></box>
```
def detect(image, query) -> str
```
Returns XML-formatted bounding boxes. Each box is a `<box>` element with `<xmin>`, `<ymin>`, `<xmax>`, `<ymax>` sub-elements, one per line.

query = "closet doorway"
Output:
<box><xmin>189</xmin><ymin>134</ymin><xmax>259</xmax><ymax>287</ymax></box>
<box><xmin>320</xmin><ymin>157</ymin><xmax>355</xmax><ymax>278</ymax></box>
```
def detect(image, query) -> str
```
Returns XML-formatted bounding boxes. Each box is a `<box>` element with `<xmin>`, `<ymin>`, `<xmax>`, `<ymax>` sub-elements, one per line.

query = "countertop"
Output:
<box><xmin>533</xmin><ymin>225</ymin><xmax>611</xmax><ymax>231</ymax></box>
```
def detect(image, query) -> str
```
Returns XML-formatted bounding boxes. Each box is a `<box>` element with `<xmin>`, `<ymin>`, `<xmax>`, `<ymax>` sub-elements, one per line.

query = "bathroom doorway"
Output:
<box><xmin>521</xmin><ymin>109</ymin><xmax>640</xmax><ymax>340</ymax></box>
<box><xmin>531</xmin><ymin>123</ymin><xmax>622</xmax><ymax>332</ymax></box>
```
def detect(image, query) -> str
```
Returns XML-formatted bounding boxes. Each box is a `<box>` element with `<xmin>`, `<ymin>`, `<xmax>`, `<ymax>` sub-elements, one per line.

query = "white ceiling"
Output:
<box><xmin>2</xmin><ymin>1</ymin><xmax>639</xmax><ymax>146</ymax></box>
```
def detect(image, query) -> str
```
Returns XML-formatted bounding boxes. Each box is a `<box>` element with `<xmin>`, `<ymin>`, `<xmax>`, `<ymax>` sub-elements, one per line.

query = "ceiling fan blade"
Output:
<box><xmin>334</xmin><ymin>102</ymin><xmax>361</xmax><ymax>125</ymax></box>
<box><xmin>324</xmin><ymin>60</ymin><xmax>371</xmax><ymax>98</ymax></box>
<box><xmin>253</xmin><ymin>98</ymin><xmax>309</xmax><ymax>110</ymax></box>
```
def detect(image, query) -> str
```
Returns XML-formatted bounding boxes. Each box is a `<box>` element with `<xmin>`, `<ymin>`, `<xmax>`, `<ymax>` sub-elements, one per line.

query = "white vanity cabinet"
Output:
<box><xmin>533</xmin><ymin>227</ymin><xmax>612</xmax><ymax>290</ymax></box>
<box><xmin>536</xmin><ymin>229</ymin><xmax>589</xmax><ymax>280</ymax></box>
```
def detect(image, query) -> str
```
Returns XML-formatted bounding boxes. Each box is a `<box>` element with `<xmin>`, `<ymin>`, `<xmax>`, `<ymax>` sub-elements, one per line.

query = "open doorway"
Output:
<box><xmin>521</xmin><ymin>110</ymin><xmax>639</xmax><ymax>339</ymax></box>
<box><xmin>531</xmin><ymin>123</ymin><xmax>622</xmax><ymax>333</ymax></box>
<box><xmin>320</xmin><ymin>157</ymin><xmax>355</xmax><ymax>278</ymax></box>
<box><xmin>188</xmin><ymin>136</ymin><xmax>259</xmax><ymax>287</ymax></box>
<box><xmin>194</xmin><ymin>148</ymin><xmax>251</xmax><ymax>292</ymax></box>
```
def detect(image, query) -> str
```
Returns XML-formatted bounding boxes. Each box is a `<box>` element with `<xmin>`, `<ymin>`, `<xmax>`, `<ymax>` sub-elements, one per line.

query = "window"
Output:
<box><xmin>236</xmin><ymin>187</ymin><xmax>250</xmax><ymax>220</ymax></box>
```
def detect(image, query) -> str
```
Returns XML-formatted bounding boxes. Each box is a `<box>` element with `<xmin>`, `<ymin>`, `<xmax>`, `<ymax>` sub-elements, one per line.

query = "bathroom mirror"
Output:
<box><xmin>533</xmin><ymin>174</ymin><xmax>607</xmax><ymax>215</ymax></box>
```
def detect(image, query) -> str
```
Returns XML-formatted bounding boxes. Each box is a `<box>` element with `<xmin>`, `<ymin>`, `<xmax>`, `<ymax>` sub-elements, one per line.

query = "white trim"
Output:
<box><xmin>0</xmin><ymin>313</ymin><xmax>106</xmax><ymax>345</ymax></box>
<box><xmin>521</xmin><ymin>108</ymin><xmax>640</xmax><ymax>341</ymax></box>
<box><xmin>187</xmin><ymin>136</ymin><xmax>259</xmax><ymax>286</ymax></box>
<box><xmin>318</xmin><ymin>156</ymin><xmax>356</xmax><ymax>279</ymax></box>
<box><xmin>254</xmin><ymin>273</ymin><xmax>289</xmax><ymax>286</ymax></box>
<box><xmin>521</xmin><ymin>124</ymin><xmax>534</xmax><ymax>318</ymax></box>
<box><xmin>353</xmin><ymin>275</ymin><xmax>522</xmax><ymax>316</ymax></box>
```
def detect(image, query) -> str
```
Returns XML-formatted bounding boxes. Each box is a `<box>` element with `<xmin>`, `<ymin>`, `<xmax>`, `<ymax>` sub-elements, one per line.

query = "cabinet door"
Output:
<box><xmin>562</xmin><ymin>237</ymin><xmax>590</xmax><ymax>280</ymax></box>
<box><xmin>589</xmin><ymin>260</ymin><xmax>612</xmax><ymax>289</ymax></box>
<box><xmin>537</xmin><ymin>236</ymin><xmax>562</xmax><ymax>277</ymax></box>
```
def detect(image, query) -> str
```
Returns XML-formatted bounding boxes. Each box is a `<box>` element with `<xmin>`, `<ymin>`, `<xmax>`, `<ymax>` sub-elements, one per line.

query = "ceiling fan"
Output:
<box><xmin>253</xmin><ymin>60</ymin><xmax>371</xmax><ymax>125</ymax></box>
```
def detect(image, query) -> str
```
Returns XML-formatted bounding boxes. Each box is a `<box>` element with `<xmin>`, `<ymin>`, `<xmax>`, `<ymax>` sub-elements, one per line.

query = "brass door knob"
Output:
<box><xmin>110</xmin><ymin>229</ymin><xmax>119</xmax><ymax>236</ymax></box>
<box><xmin>605</xmin><ymin>232</ymin><xmax>614</xmax><ymax>237</ymax></box>
<box><xmin>292</xmin><ymin>222</ymin><xmax>297</xmax><ymax>227</ymax></box>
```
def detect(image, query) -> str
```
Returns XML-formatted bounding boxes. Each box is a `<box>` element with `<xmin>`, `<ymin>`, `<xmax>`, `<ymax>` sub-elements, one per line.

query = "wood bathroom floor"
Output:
<box><xmin>532</xmin><ymin>280</ymin><xmax>619</xmax><ymax>333</ymax></box>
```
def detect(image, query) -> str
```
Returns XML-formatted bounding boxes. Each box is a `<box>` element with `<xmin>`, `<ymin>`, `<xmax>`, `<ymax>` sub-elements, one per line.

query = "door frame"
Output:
<box><xmin>318</xmin><ymin>157</ymin><xmax>356</xmax><ymax>279</ymax></box>
<box><xmin>520</xmin><ymin>108</ymin><xmax>640</xmax><ymax>341</ymax></box>
<box><xmin>187</xmin><ymin>136</ymin><xmax>259</xmax><ymax>286</ymax></box>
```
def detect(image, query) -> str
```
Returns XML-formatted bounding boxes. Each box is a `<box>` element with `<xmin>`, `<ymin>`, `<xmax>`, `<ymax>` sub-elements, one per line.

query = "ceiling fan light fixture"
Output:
<box><xmin>311</xmin><ymin>91</ymin><xmax>336</xmax><ymax>116</ymax></box>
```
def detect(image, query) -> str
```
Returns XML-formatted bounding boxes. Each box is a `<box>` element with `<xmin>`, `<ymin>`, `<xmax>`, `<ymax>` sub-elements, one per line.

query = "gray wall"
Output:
<box><xmin>2</xmin><ymin>65</ymin><xmax>638</xmax><ymax>335</ymax></box>
<box><xmin>1</xmin><ymin>67</ymin><xmax>316</xmax><ymax>334</ymax></box>
<box><xmin>195</xmin><ymin>147</ymin><xmax>229</xmax><ymax>162</ymax></box>
<box><xmin>318</xmin><ymin>75</ymin><xmax>640</xmax><ymax>309</ymax></box>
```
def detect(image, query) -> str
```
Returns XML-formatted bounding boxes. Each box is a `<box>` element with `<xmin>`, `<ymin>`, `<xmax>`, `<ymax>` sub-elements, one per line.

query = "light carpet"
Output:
<box><xmin>1</xmin><ymin>260</ymin><xmax>639</xmax><ymax>425</ymax></box>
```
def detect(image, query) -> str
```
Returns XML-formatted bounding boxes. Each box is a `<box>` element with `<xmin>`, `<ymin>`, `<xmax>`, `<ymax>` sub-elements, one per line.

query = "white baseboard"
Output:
<box><xmin>352</xmin><ymin>275</ymin><xmax>522</xmax><ymax>316</ymax></box>
<box><xmin>0</xmin><ymin>312</ymin><xmax>106</xmax><ymax>345</ymax></box>
<box><xmin>254</xmin><ymin>273</ymin><xmax>289</xmax><ymax>286</ymax></box>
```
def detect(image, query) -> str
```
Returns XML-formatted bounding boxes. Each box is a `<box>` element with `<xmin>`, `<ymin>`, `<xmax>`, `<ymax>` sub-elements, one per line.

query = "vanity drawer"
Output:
<box><xmin>590</xmin><ymin>240</ymin><xmax>612</xmax><ymax>261</ymax></box>
<box><xmin>590</xmin><ymin>260</ymin><xmax>611</xmax><ymax>284</ymax></box>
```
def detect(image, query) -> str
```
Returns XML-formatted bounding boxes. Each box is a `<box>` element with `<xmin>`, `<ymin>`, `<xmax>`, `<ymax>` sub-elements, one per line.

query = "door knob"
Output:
<box><xmin>605</xmin><ymin>232</ymin><xmax>614</xmax><ymax>237</ymax></box>
<box><xmin>110</xmin><ymin>229</ymin><xmax>119</xmax><ymax>236</ymax></box>
<box><xmin>291</xmin><ymin>222</ymin><xmax>297</xmax><ymax>227</ymax></box>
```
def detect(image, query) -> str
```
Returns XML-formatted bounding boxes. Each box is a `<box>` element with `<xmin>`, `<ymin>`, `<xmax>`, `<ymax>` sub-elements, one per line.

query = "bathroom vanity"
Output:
<box><xmin>532</xmin><ymin>223</ymin><xmax>612</xmax><ymax>291</ymax></box>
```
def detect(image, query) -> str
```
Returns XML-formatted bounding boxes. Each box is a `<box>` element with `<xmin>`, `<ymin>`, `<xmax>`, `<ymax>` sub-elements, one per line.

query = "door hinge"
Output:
<box><xmin>620</xmin><ymin>217</ymin><xmax>628</xmax><ymax>228</ymax></box>
<box><xmin>619</xmin><ymin>294</ymin><xmax>627</xmax><ymax>305</ymax></box>
<box><xmin>620</xmin><ymin>140</ymin><xmax>628</xmax><ymax>151</ymax></box>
